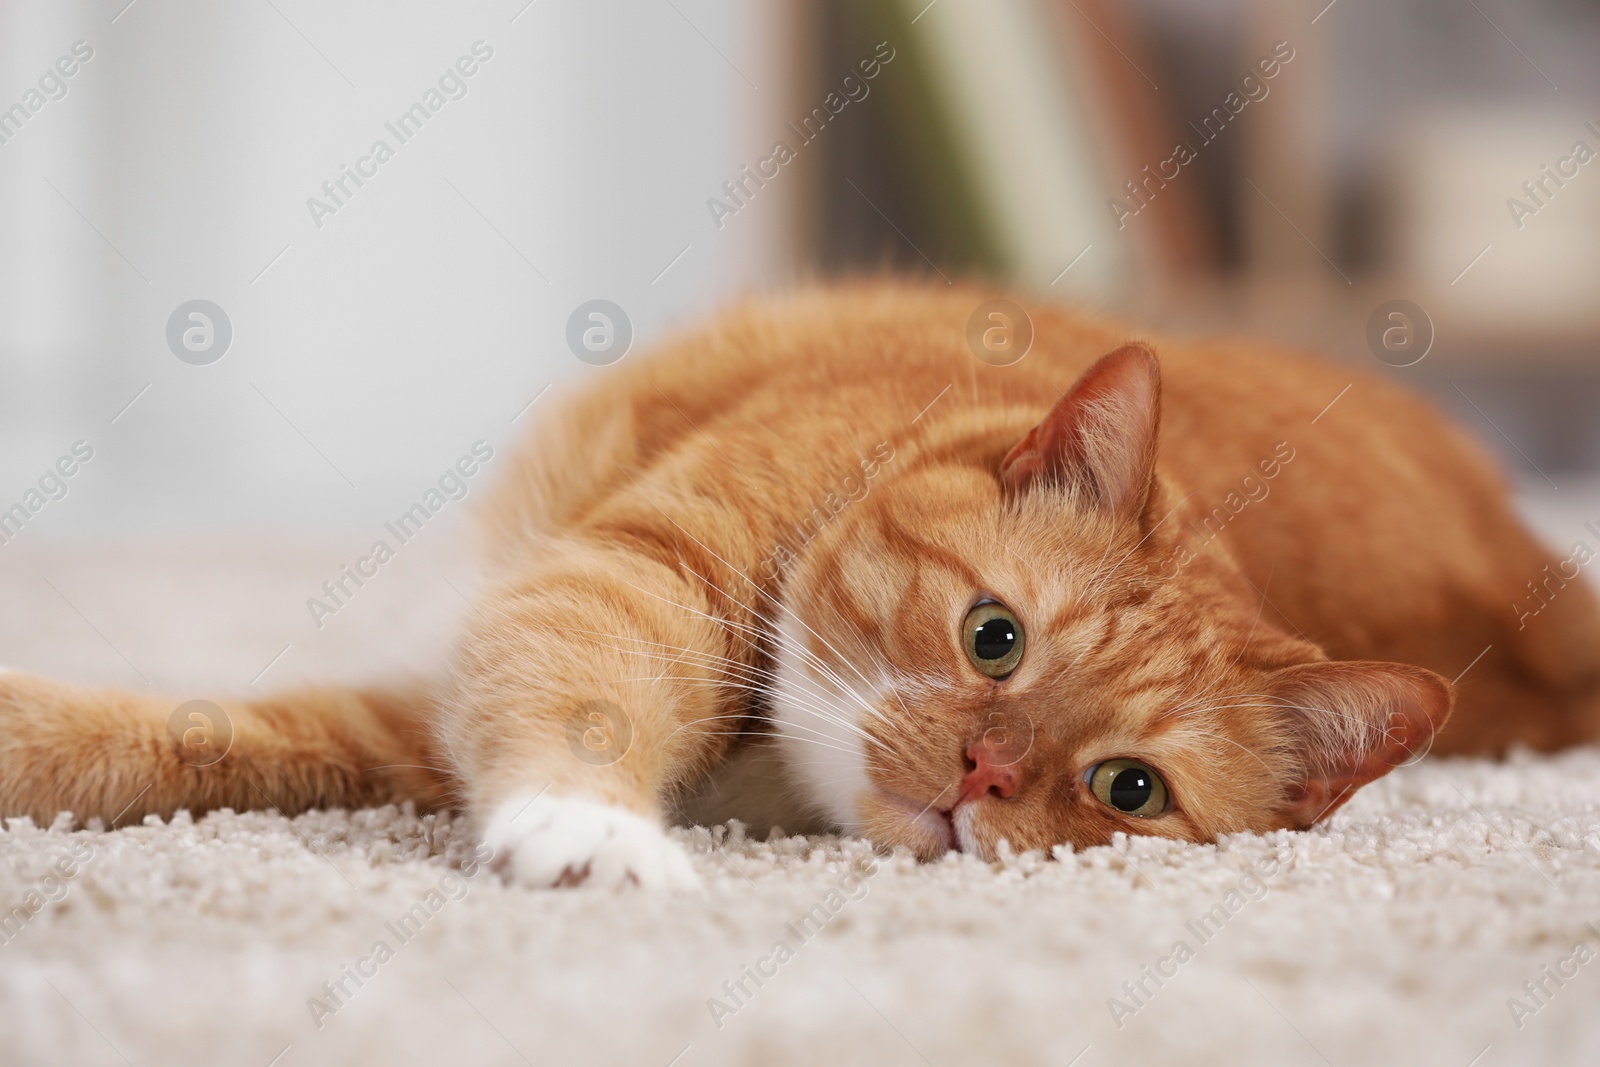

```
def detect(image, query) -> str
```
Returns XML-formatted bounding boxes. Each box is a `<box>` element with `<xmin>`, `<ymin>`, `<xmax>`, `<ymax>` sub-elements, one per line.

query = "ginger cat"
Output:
<box><xmin>3</xmin><ymin>283</ymin><xmax>1598</xmax><ymax>888</ymax></box>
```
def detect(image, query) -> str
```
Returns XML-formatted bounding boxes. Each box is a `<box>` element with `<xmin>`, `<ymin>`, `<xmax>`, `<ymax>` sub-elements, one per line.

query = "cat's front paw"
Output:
<box><xmin>481</xmin><ymin>794</ymin><xmax>700</xmax><ymax>890</ymax></box>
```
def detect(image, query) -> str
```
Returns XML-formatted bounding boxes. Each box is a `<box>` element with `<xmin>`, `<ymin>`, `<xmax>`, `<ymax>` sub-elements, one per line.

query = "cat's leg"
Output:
<box><xmin>440</xmin><ymin>537</ymin><xmax>747</xmax><ymax>889</ymax></box>
<box><xmin>1438</xmin><ymin>550</ymin><xmax>1600</xmax><ymax>754</ymax></box>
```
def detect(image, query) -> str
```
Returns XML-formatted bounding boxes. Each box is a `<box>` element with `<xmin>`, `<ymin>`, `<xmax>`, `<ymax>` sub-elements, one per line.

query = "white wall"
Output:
<box><xmin>0</xmin><ymin>0</ymin><xmax>770</xmax><ymax>538</ymax></box>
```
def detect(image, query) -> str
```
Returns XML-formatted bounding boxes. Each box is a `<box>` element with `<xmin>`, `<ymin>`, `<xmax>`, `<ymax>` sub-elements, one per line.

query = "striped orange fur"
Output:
<box><xmin>3</xmin><ymin>282</ymin><xmax>1597</xmax><ymax>885</ymax></box>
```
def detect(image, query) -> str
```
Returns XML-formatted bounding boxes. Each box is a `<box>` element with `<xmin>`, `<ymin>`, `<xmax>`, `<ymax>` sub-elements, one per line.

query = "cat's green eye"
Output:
<box><xmin>962</xmin><ymin>601</ymin><xmax>1024</xmax><ymax>678</ymax></box>
<box><xmin>1086</xmin><ymin>759</ymin><xmax>1168</xmax><ymax>817</ymax></box>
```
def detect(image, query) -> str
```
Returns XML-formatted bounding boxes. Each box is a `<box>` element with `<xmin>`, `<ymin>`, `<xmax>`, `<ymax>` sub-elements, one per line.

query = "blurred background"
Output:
<box><xmin>0</xmin><ymin>0</ymin><xmax>1596</xmax><ymax>685</ymax></box>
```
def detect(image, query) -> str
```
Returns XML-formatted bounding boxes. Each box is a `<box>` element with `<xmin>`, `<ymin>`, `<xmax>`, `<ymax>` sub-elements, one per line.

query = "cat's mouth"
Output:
<box><xmin>864</xmin><ymin>789</ymin><xmax>961</xmax><ymax>859</ymax></box>
<box><xmin>948</xmin><ymin>803</ymin><xmax>983</xmax><ymax>854</ymax></box>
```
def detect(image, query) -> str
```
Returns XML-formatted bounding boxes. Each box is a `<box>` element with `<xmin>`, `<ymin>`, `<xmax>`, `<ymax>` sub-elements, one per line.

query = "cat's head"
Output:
<box><xmin>770</xmin><ymin>343</ymin><xmax>1453</xmax><ymax>859</ymax></box>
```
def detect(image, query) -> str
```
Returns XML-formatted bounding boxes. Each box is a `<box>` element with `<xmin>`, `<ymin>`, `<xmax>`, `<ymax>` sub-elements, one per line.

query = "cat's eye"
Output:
<box><xmin>1086</xmin><ymin>759</ymin><xmax>1168</xmax><ymax>817</ymax></box>
<box><xmin>962</xmin><ymin>601</ymin><xmax>1024</xmax><ymax>678</ymax></box>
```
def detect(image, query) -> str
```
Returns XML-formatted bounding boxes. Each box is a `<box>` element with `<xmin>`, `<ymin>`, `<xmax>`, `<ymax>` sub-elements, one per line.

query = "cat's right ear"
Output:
<box><xmin>1270</xmin><ymin>660</ymin><xmax>1454</xmax><ymax>827</ymax></box>
<box><xmin>999</xmin><ymin>343</ymin><xmax>1161</xmax><ymax>517</ymax></box>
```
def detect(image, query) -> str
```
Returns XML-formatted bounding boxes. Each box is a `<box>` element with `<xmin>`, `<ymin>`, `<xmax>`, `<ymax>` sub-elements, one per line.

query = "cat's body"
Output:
<box><xmin>3</xmin><ymin>284</ymin><xmax>1598</xmax><ymax>886</ymax></box>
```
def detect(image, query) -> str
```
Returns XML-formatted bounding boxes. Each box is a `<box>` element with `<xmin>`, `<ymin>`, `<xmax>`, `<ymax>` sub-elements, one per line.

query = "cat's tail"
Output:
<box><xmin>0</xmin><ymin>669</ymin><xmax>456</xmax><ymax>827</ymax></box>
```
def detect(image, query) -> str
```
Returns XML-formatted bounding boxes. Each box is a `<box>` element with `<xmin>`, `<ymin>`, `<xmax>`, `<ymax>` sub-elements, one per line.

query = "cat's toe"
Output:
<box><xmin>481</xmin><ymin>794</ymin><xmax>700</xmax><ymax>890</ymax></box>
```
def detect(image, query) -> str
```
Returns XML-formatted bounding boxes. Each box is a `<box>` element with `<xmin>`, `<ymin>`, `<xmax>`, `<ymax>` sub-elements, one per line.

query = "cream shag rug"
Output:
<box><xmin>3</xmin><ymin>500</ymin><xmax>1600</xmax><ymax>1067</ymax></box>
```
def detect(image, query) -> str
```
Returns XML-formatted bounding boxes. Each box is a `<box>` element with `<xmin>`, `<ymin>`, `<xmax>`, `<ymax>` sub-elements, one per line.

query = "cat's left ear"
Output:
<box><xmin>999</xmin><ymin>343</ymin><xmax>1160</xmax><ymax>517</ymax></box>
<box><xmin>1271</xmin><ymin>661</ymin><xmax>1454</xmax><ymax>827</ymax></box>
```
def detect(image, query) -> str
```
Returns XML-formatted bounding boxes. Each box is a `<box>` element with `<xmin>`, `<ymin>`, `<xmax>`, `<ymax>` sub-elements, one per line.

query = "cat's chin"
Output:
<box><xmin>858</xmin><ymin>789</ymin><xmax>956</xmax><ymax>861</ymax></box>
<box><xmin>856</xmin><ymin>790</ymin><xmax>1038</xmax><ymax>862</ymax></box>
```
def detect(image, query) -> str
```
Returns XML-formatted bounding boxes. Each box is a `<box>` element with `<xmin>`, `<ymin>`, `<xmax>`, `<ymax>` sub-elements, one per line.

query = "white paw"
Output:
<box><xmin>481</xmin><ymin>794</ymin><xmax>700</xmax><ymax>890</ymax></box>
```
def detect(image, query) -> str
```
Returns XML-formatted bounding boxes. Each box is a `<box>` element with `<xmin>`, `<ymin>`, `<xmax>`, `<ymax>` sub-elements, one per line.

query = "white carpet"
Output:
<box><xmin>2</xmin><ymin>489</ymin><xmax>1599</xmax><ymax>1067</ymax></box>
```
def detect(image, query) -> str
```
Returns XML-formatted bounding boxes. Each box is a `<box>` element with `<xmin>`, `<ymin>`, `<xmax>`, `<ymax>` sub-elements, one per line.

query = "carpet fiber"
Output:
<box><xmin>2</xmin><ymin>502</ymin><xmax>1599</xmax><ymax>1067</ymax></box>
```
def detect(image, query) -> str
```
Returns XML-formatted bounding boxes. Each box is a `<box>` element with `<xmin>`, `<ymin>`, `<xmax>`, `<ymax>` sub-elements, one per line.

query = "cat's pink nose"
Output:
<box><xmin>957</xmin><ymin>739</ymin><xmax>1020</xmax><ymax>806</ymax></box>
